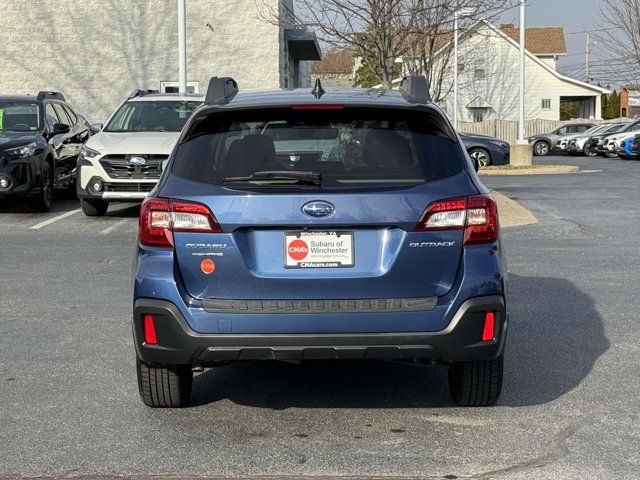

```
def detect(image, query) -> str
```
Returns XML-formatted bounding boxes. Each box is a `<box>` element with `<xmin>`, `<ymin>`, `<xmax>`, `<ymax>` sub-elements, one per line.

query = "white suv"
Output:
<box><xmin>76</xmin><ymin>91</ymin><xmax>204</xmax><ymax>216</ymax></box>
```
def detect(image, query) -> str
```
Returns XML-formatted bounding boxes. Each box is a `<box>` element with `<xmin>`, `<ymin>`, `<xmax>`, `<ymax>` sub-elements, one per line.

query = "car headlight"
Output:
<box><xmin>489</xmin><ymin>140</ymin><xmax>509</xmax><ymax>149</ymax></box>
<box><xmin>5</xmin><ymin>142</ymin><xmax>37</xmax><ymax>158</ymax></box>
<box><xmin>79</xmin><ymin>145</ymin><xmax>100</xmax><ymax>160</ymax></box>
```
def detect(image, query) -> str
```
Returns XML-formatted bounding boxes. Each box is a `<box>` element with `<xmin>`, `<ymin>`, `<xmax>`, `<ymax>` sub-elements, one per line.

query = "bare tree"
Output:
<box><xmin>260</xmin><ymin>0</ymin><xmax>422</xmax><ymax>88</ymax></box>
<box><xmin>595</xmin><ymin>0</ymin><xmax>640</xmax><ymax>85</ymax></box>
<box><xmin>405</xmin><ymin>0</ymin><xmax>516</xmax><ymax>102</ymax></box>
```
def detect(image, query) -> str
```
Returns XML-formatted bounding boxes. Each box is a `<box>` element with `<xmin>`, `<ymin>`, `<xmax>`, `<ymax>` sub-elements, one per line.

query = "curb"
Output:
<box><xmin>479</xmin><ymin>165</ymin><xmax>579</xmax><ymax>175</ymax></box>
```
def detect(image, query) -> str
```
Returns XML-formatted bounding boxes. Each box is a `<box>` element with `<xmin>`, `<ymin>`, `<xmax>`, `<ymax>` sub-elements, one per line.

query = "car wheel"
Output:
<box><xmin>29</xmin><ymin>162</ymin><xmax>53</xmax><ymax>213</ymax></box>
<box><xmin>136</xmin><ymin>357</ymin><xmax>193</xmax><ymax>408</ymax></box>
<box><xmin>533</xmin><ymin>141</ymin><xmax>550</xmax><ymax>156</ymax></box>
<box><xmin>448</xmin><ymin>355</ymin><xmax>503</xmax><ymax>407</ymax></box>
<box><xmin>583</xmin><ymin>144</ymin><xmax>597</xmax><ymax>157</ymax></box>
<box><xmin>468</xmin><ymin>148</ymin><xmax>491</xmax><ymax>167</ymax></box>
<box><xmin>80</xmin><ymin>198</ymin><xmax>109</xmax><ymax>216</ymax></box>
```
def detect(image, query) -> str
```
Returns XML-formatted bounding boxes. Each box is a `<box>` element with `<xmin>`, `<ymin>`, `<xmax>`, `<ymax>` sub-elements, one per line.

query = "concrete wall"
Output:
<box><xmin>438</xmin><ymin>24</ymin><xmax>604</xmax><ymax>122</ymax></box>
<box><xmin>0</xmin><ymin>0</ymin><xmax>286</xmax><ymax>122</ymax></box>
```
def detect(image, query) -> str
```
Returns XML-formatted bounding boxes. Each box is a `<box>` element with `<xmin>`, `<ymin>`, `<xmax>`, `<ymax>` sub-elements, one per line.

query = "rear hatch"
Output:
<box><xmin>164</xmin><ymin>105</ymin><xmax>477</xmax><ymax>301</ymax></box>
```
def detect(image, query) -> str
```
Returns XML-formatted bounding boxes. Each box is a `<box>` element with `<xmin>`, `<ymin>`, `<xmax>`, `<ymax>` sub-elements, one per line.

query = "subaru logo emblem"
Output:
<box><xmin>129</xmin><ymin>156</ymin><xmax>146</xmax><ymax>166</ymax></box>
<box><xmin>302</xmin><ymin>201</ymin><xmax>335</xmax><ymax>218</ymax></box>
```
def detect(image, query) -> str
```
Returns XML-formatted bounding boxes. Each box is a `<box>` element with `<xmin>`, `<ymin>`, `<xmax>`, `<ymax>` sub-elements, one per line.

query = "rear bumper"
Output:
<box><xmin>133</xmin><ymin>296</ymin><xmax>507</xmax><ymax>364</ymax></box>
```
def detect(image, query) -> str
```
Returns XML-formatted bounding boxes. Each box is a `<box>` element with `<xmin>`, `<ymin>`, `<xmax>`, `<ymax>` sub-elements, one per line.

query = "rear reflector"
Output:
<box><xmin>139</xmin><ymin>197</ymin><xmax>222</xmax><ymax>248</ymax></box>
<box><xmin>143</xmin><ymin>314</ymin><xmax>158</xmax><ymax>345</ymax></box>
<box><xmin>416</xmin><ymin>195</ymin><xmax>499</xmax><ymax>244</ymax></box>
<box><xmin>482</xmin><ymin>311</ymin><xmax>495</xmax><ymax>341</ymax></box>
<box><xmin>291</xmin><ymin>104</ymin><xmax>344</xmax><ymax>110</ymax></box>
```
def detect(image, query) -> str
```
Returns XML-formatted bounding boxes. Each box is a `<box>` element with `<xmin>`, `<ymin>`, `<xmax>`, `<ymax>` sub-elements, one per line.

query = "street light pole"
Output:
<box><xmin>517</xmin><ymin>0</ymin><xmax>526</xmax><ymax>144</ymax></box>
<box><xmin>178</xmin><ymin>0</ymin><xmax>187</xmax><ymax>95</ymax></box>
<box><xmin>454</xmin><ymin>11</ymin><xmax>459</xmax><ymax>130</ymax></box>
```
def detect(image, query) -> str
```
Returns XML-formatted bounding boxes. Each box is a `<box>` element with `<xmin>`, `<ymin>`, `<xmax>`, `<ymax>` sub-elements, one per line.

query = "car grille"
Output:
<box><xmin>103</xmin><ymin>182</ymin><xmax>156</xmax><ymax>193</ymax></box>
<box><xmin>99</xmin><ymin>155</ymin><xmax>167</xmax><ymax>179</ymax></box>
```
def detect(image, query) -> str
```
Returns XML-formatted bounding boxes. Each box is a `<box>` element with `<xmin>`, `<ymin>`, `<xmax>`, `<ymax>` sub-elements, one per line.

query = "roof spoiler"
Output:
<box><xmin>128</xmin><ymin>89</ymin><xmax>159</xmax><ymax>99</ymax></box>
<box><xmin>205</xmin><ymin>77</ymin><xmax>238</xmax><ymax>105</ymax></box>
<box><xmin>37</xmin><ymin>91</ymin><xmax>66</xmax><ymax>102</ymax></box>
<box><xmin>398</xmin><ymin>75</ymin><xmax>431</xmax><ymax>103</ymax></box>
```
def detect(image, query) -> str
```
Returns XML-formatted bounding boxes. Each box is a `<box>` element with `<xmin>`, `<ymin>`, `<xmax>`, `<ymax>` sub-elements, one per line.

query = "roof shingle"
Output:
<box><xmin>500</xmin><ymin>25</ymin><xmax>566</xmax><ymax>55</ymax></box>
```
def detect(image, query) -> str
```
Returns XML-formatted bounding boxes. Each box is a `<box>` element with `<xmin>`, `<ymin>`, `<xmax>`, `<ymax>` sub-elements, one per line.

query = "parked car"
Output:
<box><xmin>76</xmin><ymin>90</ymin><xmax>204</xmax><ymax>216</ymax></box>
<box><xmin>597</xmin><ymin>121</ymin><xmax>640</xmax><ymax>158</ymax></box>
<box><xmin>460</xmin><ymin>133</ymin><xmax>510</xmax><ymax>167</ymax></box>
<box><xmin>587</xmin><ymin>122</ymin><xmax>634</xmax><ymax>156</ymax></box>
<box><xmin>528</xmin><ymin>123</ymin><xmax>595</xmax><ymax>156</ymax></box>
<box><xmin>132</xmin><ymin>76</ymin><xmax>507</xmax><ymax>408</ymax></box>
<box><xmin>0</xmin><ymin>91</ymin><xmax>92</xmax><ymax>211</ymax></box>
<box><xmin>617</xmin><ymin>135</ymin><xmax>637</xmax><ymax>159</ymax></box>
<box><xmin>566</xmin><ymin>123</ymin><xmax>629</xmax><ymax>156</ymax></box>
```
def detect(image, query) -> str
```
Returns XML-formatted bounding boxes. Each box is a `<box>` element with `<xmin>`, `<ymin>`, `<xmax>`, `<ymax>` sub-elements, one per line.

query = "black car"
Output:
<box><xmin>460</xmin><ymin>133</ymin><xmax>510</xmax><ymax>167</ymax></box>
<box><xmin>0</xmin><ymin>91</ymin><xmax>93</xmax><ymax>211</ymax></box>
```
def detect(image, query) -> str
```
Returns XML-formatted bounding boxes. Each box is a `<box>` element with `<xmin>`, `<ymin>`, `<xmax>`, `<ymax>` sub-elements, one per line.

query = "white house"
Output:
<box><xmin>0</xmin><ymin>0</ymin><xmax>320</xmax><ymax>122</ymax></box>
<box><xmin>421</xmin><ymin>21</ymin><xmax>610</xmax><ymax>122</ymax></box>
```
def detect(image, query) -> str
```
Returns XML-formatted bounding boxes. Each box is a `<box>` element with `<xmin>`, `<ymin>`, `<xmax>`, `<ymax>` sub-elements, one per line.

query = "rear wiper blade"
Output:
<box><xmin>222</xmin><ymin>170</ymin><xmax>322</xmax><ymax>185</ymax></box>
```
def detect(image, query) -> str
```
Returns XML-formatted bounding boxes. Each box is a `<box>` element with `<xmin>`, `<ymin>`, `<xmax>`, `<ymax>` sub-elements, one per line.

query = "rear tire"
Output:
<box><xmin>448</xmin><ymin>355</ymin><xmax>503</xmax><ymax>407</ymax></box>
<box><xmin>29</xmin><ymin>162</ymin><xmax>53</xmax><ymax>212</ymax></box>
<box><xmin>80</xmin><ymin>198</ymin><xmax>108</xmax><ymax>216</ymax></box>
<box><xmin>136</xmin><ymin>357</ymin><xmax>193</xmax><ymax>408</ymax></box>
<box><xmin>533</xmin><ymin>141</ymin><xmax>550</xmax><ymax>156</ymax></box>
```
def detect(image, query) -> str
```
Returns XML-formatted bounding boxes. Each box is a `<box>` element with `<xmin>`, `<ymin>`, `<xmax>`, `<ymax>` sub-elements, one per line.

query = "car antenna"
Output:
<box><xmin>312</xmin><ymin>78</ymin><xmax>325</xmax><ymax>99</ymax></box>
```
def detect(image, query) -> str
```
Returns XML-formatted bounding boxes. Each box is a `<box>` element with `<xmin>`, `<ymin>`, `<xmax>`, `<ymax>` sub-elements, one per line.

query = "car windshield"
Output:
<box><xmin>609</xmin><ymin>123</ymin><xmax>632</xmax><ymax>133</ymax></box>
<box><xmin>172</xmin><ymin>107</ymin><xmax>465</xmax><ymax>189</ymax></box>
<box><xmin>0</xmin><ymin>101</ymin><xmax>41</xmax><ymax>132</ymax></box>
<box><xmin>104</xmin><ymin>100</ymin><xmax>202</xmax><ymax>132</ymax></box>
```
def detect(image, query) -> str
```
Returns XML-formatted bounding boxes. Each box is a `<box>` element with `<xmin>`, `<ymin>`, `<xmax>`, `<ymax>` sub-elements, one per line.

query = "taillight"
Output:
<box><xmin>139</xmin><ymin>197</ymin><xmax>222</xmax><ymax>248</ymax></box>
<box><xmin>416</xmin><ymin>195</ymin><xmax>499</xmax><ymax>244</ymax></box>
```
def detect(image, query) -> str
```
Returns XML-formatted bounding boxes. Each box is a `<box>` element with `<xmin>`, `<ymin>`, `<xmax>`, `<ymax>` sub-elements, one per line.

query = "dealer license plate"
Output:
<box><xmin>284</xmin><ymin>231</ymin><xmax>354</xmax><ymax>269</ymax></box>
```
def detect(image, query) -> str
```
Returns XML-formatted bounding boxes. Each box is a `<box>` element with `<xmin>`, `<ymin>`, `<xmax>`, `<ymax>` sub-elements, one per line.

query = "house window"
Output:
<box><xmin>474</xmin><ymin>69</ymin><xmax>485</xmax><ymax>80</ymax></box>
<box><xmin>472</xmin><ymin>110</ymin><xmax>485</xmax><ymax>123</ymax></box>
<box><xmin>458</xmin><ymin>63</ymin><xmax>465</xmax><ymax>72</ymax></box>
<box><xmin>542</xmin><ymin>99</ymin><xmax>552</xmax><ymax>110</ymax></box>
<box><xmin>160</xmin><ymin>81</ymin><xmax>199</xmax><ymax>94</ymax></box>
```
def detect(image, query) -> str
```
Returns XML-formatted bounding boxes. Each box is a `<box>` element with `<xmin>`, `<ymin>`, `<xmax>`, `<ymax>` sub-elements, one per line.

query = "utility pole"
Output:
<box><xmin>585</xmin><ymin>32</ymin><xmax>590</xmax><ymax>83</ymax></box>
<box><xmin>517</xmin><ymin>0</ymin><xmax>526</xmax><ymax>144</ymax></box>
<box><xmin>178</xmin><ymin>0</ymin><xmax>187</xmax><ymax>94</ymax></box>
<box><xmin>454</xmin><ymin>11</ymin><xmax>459</xmax><ymax>130</ymax></box>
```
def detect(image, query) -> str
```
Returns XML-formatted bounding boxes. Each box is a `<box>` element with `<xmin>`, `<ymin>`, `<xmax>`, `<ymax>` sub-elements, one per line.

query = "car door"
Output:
<box><xmin>44</xmin><ymin>102</ymin><xmax>66</xmax><ymax>173</ymax></box>
<box><xmin>51</xmin><ymin>103</ymin><xmax>78</xmax><ymax>177</ymax></box>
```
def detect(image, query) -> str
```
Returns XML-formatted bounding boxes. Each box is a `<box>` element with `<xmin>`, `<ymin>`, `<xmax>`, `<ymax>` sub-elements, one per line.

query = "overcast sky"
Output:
<box><xmin>497</xmin><ymin>0</ymin><xmax>622</xmax><ymax>88</ymax></box>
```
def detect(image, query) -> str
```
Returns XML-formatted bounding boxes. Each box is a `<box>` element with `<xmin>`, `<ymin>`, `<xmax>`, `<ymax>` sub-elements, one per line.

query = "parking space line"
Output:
<box><xmin>98</xmin><ymin>218</ymin><xmax>130</xmax><ymax>235</ymax></box>
<box><xmin>29</xmin><ymin>209</ymin><xmax>81</xmax><ymax>230</ymax></box>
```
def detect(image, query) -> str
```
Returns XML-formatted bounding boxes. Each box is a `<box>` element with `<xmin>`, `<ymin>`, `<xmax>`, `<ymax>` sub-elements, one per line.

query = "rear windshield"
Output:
<box><xmin>105</xmin><ymin>100</ymin><xmax>202</xmax><ymax>133</ymax></box>
<box><xmin>172</xmin><ymin>107</ymin><xmax>465</xmax><ymax>189</ymax></box>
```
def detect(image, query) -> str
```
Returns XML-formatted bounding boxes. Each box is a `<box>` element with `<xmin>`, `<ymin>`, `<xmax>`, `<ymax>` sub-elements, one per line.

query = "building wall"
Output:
<box><xmin>0</xmin><ymin>0</ymin><xmax>285</xmax><ymax>122</ymax></box>
<box><xmin>438</xmin><ymin>25</ymin><xmax>603</xmax><ymax>122</ymax></box>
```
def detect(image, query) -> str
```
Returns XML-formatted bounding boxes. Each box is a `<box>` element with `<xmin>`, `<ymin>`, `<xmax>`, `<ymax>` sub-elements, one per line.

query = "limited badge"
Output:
<box><xmin>200</xmin><ymin>259</ymin><xmax>216</xmax><ymax>275</ymax></box>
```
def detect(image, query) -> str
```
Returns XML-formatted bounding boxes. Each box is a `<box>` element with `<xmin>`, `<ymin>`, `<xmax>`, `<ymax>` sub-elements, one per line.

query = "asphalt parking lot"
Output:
<box><xmin>1</xmin><ymin>155</ymin><xmax>639</xmax><ymax>479</ymax></box>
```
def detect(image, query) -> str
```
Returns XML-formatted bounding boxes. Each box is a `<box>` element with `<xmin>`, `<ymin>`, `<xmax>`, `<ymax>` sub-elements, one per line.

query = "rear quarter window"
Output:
<box><xmin>172</xmin><ymin>107</ymin><xmax>466</xmax><ymax>189</ymax></box>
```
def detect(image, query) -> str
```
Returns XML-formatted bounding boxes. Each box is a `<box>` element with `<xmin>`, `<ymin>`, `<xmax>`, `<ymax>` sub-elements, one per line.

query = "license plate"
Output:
<box><xmin>284</xmin><ymin>231</ymin><xmax>354</xmax><ymax>268</ymax></box>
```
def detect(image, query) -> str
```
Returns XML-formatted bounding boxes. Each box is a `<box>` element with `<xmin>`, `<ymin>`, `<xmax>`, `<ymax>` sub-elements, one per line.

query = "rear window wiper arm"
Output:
<box><xmin>222</xmin><ymin>170</ymin><xmax>322</xmax><ymax>185</ymax></box>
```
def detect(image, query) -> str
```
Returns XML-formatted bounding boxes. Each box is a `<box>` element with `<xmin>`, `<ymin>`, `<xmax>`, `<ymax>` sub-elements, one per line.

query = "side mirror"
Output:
<box><xmin>90</xmin><ymin>123</ymin><xmax>103</xmax><ymax>134</ymax></box>
<box><xmin>52</xmin><ymin>123</ymin><xmax>70</xmax><ymax>135</ymax></box>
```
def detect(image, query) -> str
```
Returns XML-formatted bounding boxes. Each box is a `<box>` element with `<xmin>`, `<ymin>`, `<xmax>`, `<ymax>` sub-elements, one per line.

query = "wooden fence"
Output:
<box><xmin>458</xmin><ymin>118</ymin><xmax>630</xmax><ymax>144</ymax></box>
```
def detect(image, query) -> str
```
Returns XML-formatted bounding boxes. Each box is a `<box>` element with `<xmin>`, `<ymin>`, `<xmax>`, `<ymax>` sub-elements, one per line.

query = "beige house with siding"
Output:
<box><xmin>423</xmin><ymin>21</ymin><xmax>609</xmax><ymax>122</ymax></box>
<box><xmin>0</xmin><ymin>0</ymin><xmax>320</xmax><ymax>122</ymax></box>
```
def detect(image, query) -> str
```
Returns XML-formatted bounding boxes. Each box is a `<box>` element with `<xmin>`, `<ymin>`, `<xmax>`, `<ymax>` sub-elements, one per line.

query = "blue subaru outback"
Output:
<box><xmin>133</xmin><ymin>76</ymin><xmax>507</xmax><ymax>408</ymax></box>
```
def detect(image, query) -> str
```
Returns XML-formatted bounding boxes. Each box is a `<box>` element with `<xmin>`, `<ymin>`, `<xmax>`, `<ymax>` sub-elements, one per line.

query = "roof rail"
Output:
<box><xmin>398</xmin><ymin>76</ymin><xmax>431</xmax><ymax>103</ymax></box>
<box><xmin>128</xmin><ymin>89</ymin><xmax>159</xmax><ymax>99</ymax></box>
<box><xmin>37</xmin><ymin>91</ymin><xmax>66</xmax><ymax>102</ymax></box>
<box><xmin>205</xmin><ymin>77</ymin><xmax>238</xmax><ymax>105</ymax></box>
